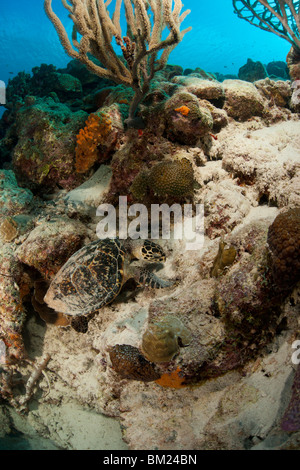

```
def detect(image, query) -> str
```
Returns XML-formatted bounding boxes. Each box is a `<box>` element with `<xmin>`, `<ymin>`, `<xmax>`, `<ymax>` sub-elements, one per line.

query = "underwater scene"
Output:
<box><xmin>0</xmin><ymin>0</ymin><xmax>299</xmax><ymax>452</ymax></box>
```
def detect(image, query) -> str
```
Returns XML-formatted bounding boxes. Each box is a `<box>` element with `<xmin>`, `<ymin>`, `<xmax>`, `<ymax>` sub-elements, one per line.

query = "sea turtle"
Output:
<box><xmin>40</xmin><ymin>238</ymin><xmax>172</xmax><ymax>332</ymax></box>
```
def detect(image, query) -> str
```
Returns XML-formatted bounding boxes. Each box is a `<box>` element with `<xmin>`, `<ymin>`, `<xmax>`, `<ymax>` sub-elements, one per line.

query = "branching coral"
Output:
<box><xmin>232</xmin><ymin>1</ymin><xmax>300</xmax><ymax>77</ymax></box>
<box><xmin>75</xmin><ymin>112</ymin><xmax>112</xmax><ymax>173</ymax></box>
<box><xmin>44</xmin><ymin>0</ymin><xmax>191</xmax><ymax>122</ymax></box>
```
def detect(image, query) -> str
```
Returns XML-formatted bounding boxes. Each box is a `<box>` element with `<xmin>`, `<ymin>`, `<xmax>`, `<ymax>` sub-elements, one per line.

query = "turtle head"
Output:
<box><xmin>130</xmin><ymin>239</ymin><xmax>166</xmax><ymax>262</ymax></box>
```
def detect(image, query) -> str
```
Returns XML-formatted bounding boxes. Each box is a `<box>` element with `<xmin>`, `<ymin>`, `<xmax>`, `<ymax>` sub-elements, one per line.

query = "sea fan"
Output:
<box><xmin>232</xmin><ymin>1</ymin><xmax>300</xmax><ymax>51</ymax></box>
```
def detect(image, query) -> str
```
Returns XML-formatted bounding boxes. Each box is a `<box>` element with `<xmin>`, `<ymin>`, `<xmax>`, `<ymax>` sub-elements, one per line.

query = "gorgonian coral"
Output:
<box><xmin>75</xmin><ymin>112</ymin><xmax>112</xmax><ymax>173</ymax></box>
<box><xmin>44</xmin><ymin>0</ymin><xmax>191</xmax><ymax>123</ymax></box>
<box><xmin>233</xmin><ymin>1</ymin><xmax>300</xmax><ymax>50</ymax></box>
<box><xmin>267</xmin><ymin>207</ymin><xmax>300</xmax><ymax>289</ymax></box>
<box><xmin>233</xmin><ymin>1</ymin><xmax>300</xmax><ymax>79</ymax></box>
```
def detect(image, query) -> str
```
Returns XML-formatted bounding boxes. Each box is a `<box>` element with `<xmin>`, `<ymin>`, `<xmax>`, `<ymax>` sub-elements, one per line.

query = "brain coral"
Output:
<box><xmin>267</xmin><ymin>208</ymin><xmax>300</xmax><ymax>289</ymax></box>
<box><xmin>131</xmin><ymin>158</ymin><xmax>194</xmax><ymax>200</ymax></box>
<box><xmin>108</xmin><ymin>344</ymin><xmax>161</xmax><ymax>381</ymax></box>
<box><xmin>150</xmin><ymin>158</ymin><xmax>194</xmax><ymax>197</ymax></box>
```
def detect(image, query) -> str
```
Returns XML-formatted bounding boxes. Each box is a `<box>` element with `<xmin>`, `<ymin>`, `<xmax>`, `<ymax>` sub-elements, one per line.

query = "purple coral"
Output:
<box><xmin>281</xmin><ymin>364</ymin><xmax>300</xmax><ymax>432</ymax></box>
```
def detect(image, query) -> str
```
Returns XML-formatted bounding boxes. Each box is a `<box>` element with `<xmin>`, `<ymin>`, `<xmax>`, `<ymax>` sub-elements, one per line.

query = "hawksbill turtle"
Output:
<box><xmin>37</xmin><ymin>238</ymin><xmax>172</xmax><ymax>332</ymax></box>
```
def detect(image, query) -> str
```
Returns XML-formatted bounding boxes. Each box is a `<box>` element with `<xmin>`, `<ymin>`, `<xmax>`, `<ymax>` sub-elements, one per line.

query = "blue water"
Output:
<box><xmin>0</xmin><ymin>0</ymin><xmax>291</xmax><ymax>89</ymax></box>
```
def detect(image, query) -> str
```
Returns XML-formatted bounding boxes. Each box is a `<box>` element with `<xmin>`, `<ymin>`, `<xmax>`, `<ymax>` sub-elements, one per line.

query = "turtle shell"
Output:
<box><xmin>44</xmin><ymin>238</ymin><xmax>125</xmax><ymax>316</ymax></box>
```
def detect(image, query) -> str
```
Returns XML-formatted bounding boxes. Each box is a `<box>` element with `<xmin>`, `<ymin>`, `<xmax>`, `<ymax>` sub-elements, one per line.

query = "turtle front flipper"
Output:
<box><xmin>136</xmin><ymin>268</ymin><xmax>174</xmax><ymax>289</ymax></box>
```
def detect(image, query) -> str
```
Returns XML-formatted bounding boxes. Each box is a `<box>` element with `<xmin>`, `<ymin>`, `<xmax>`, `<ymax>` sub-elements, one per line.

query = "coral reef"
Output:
<box><xmin>223</xmin><ymin>79</ymin><xmax>266</xmax><ymax>120</ymax></box>
<box><xmin>1</xmin><ymin>13</ymin><xmax>300</xmax><ymax>446</ymax></box>
<box><xmin>164</xmin><ymin>91</ymin><xmax>214</xmax><ymax>144</ymax></box>
<box><xmin>267</xmin><ymin>207</ymin><xmax>300</xmax><ymax>289</ymax></box>
<box><xmin>12</xmin><ymin>97</ymin><xmax>87</xmax><ymax>191</ymax></box>
<box><xmin>44</xmin><ymin>0</ymin><xmax>191</xmax><ymax>121</ymax></box>
<box><xmin>238</xmin><ymin>58</ymin><xmax>268</xmax><ymax>82</ymax></box>
<box><xmin>0</xmin><ymin>170</ymin><xmax>33</xmax><ymax>216</ymax></box>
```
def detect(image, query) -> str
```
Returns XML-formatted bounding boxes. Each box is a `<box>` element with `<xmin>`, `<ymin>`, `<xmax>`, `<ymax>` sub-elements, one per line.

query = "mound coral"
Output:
<box><xmin>108</xmin><ymin>344</ymin><xmax>161</xmax><ymax>382</ymax></box>
<box><xmin>141</xmin><ymin>316</ymin><xmax>191</xmax><ymax>363</ymax></box>
<box><xmin>164</xmin><ymin>91</ymin><xmax>213</xmax><ymax>144</ymax></box>
<box><xmin>267</xmin><ymin>208</ymin><xmax>300</xmax><ymax>289</ymax></box>
<box><xmin>75</xmin><ymin>112</ymin><xmax>112</xmax><ymax>173</ymax></box>
<box><xmin>130</xmin><ymin>158</ymin><xmax>194</xmax><ymax>200</ymax></box>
